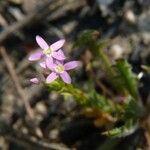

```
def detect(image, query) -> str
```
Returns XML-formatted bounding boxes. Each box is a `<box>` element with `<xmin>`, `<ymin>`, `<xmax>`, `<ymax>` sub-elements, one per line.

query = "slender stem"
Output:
<box><xmin>89</xmin><ymin>67</ymin><xmax>115</xmax><ymax>99</ymax></box>
<box><xmin>0</xmin><ymin>47</ymin><xmax>34</xmax><ymax>119</ymax></box>
<box><xmin>98</xmin><ymin>47</ymin><xmax>115</xmax><ymax>77</ymax></box>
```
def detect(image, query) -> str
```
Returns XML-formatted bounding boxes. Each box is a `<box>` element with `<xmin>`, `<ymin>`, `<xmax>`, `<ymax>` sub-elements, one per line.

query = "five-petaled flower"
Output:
<box><xmin>29</xmin><ymin>35</ymin><xmax>79</xmax><ymax>84</ymax></box>
<box><xmin>46</xmin><ymin>60</ymin><xmax>79</xmax><ymax>84</ymax></box>
<box><xmin>28</xmin><ymin>35</ymin><xmax>66</xmax><ymax>63</ymax></box>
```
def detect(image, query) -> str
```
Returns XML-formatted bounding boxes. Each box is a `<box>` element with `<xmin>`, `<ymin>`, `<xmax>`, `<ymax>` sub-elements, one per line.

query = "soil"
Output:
<box><xmin>0</xmin><ymin>0</ymin><xmax>149</xmax><ymax>150</ymax></box>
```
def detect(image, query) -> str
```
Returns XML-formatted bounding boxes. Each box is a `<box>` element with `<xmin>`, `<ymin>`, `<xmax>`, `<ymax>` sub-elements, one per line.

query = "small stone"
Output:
<box><xmin>22</xmin><ymin>127</ymin><xmax>28</xmax><ymax>134</ymax></box>
<box><xmin>141</xmin><ymin>32</ymin><xmax>150</xmax><ymax>45</ymax></box>
<box><xmin>124</xmin><ymin>10</ymin><xmax>136</xmax><ymax>24</ymax></box>
<box><xmin>62</xmin><ymin>21</ymin><xmax>77</xmax><ymax>34</ymax></box>
<box><xmin>35</xmin><ymin>128</ymin><xmax>43</xmax><ymax>138</ymax></box>
<box><xmin>49</xmin><ymin>129</ymin><xmax>59</xmax><ymax>140</ymax></box>
<box><xmin>109</xmin><ymin>44</ymin><xmax>123</xmax><ymax>60</ymax></box>
<box><xmin>22</xmin><ymin>0</ymin><xmax>37</xmax><ymax>12</ymax></box>
<box><xmin>35</xmin><ymin>102</ymin><xmax>47</xmax><ymax>115</ymax></box>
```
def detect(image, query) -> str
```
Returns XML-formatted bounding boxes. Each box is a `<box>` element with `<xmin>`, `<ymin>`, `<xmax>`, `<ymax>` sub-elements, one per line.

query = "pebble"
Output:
<box><xmin>35</xmin><ymin>102</ymin><xmax>47</xmax><ymax>115</ymax></box>
<box><xmin>109</xmin><ymin>44</ymin><xmax>124</xmax><ymax>60</ymax></box>
<box><xmin>49</xmin><ymin>129</ymin><xmax>59</xmax><ymax>140</ymax></box>
<box><xmin>124</xmin><ymin>10</ymin><xmax>136</xmax><ymax>24</ymax></box>
<box><xmin>141</xmin><ymin>32</ymin><xmax>150</xmax><ymax>45</ymax></box>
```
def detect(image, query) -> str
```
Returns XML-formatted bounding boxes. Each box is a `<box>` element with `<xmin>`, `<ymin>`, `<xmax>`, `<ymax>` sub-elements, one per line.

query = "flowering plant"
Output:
<box><xmin>29</xmin><ymin>35</ymin><xmax>79</xmax><ymax>84</ymax></box>
<box><xmin>28</xmin><ymin>31</ymin><xmax>148</xmax><ymax>140</ymax></box>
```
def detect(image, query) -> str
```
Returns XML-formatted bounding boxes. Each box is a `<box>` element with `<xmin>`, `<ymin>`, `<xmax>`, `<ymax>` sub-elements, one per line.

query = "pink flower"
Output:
<box><xmin>46</xmin><ymin>60</ymin><xmax>80</xmax><ymax>84</ymax></box>
<box><xmin>28</xmin><ymin>35</ymin><xmax>66</xmax><ymax>62</ymax></box>
<box><xmin>30</xmin><ymin>78</ymin><xmax>39</xmax><ymax>84</ymax></box>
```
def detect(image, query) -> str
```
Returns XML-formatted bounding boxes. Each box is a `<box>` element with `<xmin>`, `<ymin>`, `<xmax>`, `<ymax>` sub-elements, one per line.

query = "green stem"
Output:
<box><xmin>61</xmin><ymin>84</ymin><xmax>88</xmax><ymax>104</ymax></box>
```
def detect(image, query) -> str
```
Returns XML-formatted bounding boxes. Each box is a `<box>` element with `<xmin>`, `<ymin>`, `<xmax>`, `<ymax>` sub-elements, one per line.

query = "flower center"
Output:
<box><xmin>55</xmin><ymin>65</ymin><xmax>64</xmax><ymax>73</ymax></box>
<box><xmin>44</xmin><ymin>48</ymin><xmax>52</xmax><ymax>56</ymax></box>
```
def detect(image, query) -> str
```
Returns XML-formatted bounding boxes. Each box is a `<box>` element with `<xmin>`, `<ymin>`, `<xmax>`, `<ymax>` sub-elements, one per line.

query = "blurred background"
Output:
<box><xmin>0</xmin><ymin>0</ymin><xmax>149</xmax><ymax>150</ymax></box>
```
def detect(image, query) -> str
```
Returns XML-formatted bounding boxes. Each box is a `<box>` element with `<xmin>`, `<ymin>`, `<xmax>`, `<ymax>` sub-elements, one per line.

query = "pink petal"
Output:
<box><xmin>46</xmin><ymin>57</ymin><xmax>55</xmax><ymax>70</ymax></box>
<box><xmin>52</xmin><ymin>49</ymin><xmax>66</xmax><ymax>60</ymax></box>
<box><xmin>46</xmin><ymin>72</ymin><xmax>58</xmax><ymax>83</ymax></box>
<box><xmin>50</xmin><ymin>39</ymin><xmax>65</xmax><ymax>51</ymax></box>
<box><xmin>39</xmin><ymin>61</ymin><xmax>46</xmax><ymax>69</ymax></box>
<box><xmin>36</xmin><ymin>35</ymin><xmax>49</xmax><ymax>50</ymax></box>
<box><xmin>64</xmin><ymin>61</ymin><xmax>80</xmax><ymax>70</ymax></box>
<box><xmin>30</xmin><ymin>78</ymin><xmax>39</xmax><ymax>84</ymax></box>
<box><xmin>55</xmin><ymin>60</ymin><xmax>64</xmax><ymax>65</ymax></box>
<box><xmin>28</xmin><ymin>51</ymin><xmax>43</xmax><ymax>61</ymax></box>
<box><xmin>60</xmin><ymin>71</ymin><xmax>71</xmax><ymax>84</ymax></box>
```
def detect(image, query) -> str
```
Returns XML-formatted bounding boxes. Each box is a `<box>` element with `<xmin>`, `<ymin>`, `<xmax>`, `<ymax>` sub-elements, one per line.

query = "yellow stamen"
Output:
<box><xmin>55</xmin><ymin>65</ymin><xmax>64</xmax><ymax>73</ymax></box>
<box><xmin>44</xmin><ymin>48</ymin><xmax>52</xmax><ymax>56</ymax></box>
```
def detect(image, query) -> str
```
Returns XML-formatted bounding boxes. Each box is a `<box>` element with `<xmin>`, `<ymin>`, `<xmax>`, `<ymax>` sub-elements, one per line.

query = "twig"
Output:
<box><xmin>2</xmin><ymin>125</ymin><xmax>70</xmax><ymax>150</ymax></box>
<box><xmin>0</xmin><ymin>0</ymin><xmax>86</xmax><ymax>44</ymax></box>
<box><xmin>47</xmin><ymin>0</ymin><xmax>86</xmax><ymax>21</ymax></box>
<box><xmin>82</xmin><ymin>50</ymin><xmax>115</xmax><ymax>99</ymax></box>
<box><xmin>0</xmin><ymin>0</ymin><xmax>54</xmax><ymax>44</ymax></box>
<box><xmin>0</xmin><ymin>47</ymin><xmax>34</xmax><ymax>119</ymax></box>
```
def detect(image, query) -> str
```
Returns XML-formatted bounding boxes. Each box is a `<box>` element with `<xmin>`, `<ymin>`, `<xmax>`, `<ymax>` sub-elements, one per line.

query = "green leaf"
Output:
<box><xmin>103</xmin><ymin>119</ymin><xmax>138</xmax><ymax>137</ymax></box>
<box><xmin>46</xmin><ymin>79</ymin><xmax>65</xmax><ymax>91</ymax></box>
<box><xmin>46</xmin><ymin>80</ymin><xmax>87</xmax><ymax>104</ymax></box>
<box><xmin>96</xmin><ymin>41</ymin><xmax>115</xmax><ymax>76</ymax></box>
<box><xmin>75</xmin><ymin>30</ymin><xmax>115</xmax><ymax>83</ymax></box>
<box><xmin>74</xmin><ymin>30</ymin><xmax>99</xmax><ymax>48</ymax></box>
<box><xmin>86</xmin><ymin>91</ymin><xmax>117</xmax><ymax>113</ymax></box>
<box><xmin>112</xmin><ymin>59</ymin><xmax>139</xmax><ymax>100</ymax></box>
<box><xmin>102</xmin><ymin>96</ymin><xmax>140</xmax><ymax>137</ymax></box>
<box><xmin>123</xmin><ymin>96</ymin><xmax>141</xmax><ymax>122</ymax></box>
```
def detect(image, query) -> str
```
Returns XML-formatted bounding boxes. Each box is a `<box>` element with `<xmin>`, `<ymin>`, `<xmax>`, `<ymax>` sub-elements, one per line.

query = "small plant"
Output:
<box><xmin>28</xmin><ymin>31</ymin><xmax>148</xmax><ymax>141</ymax></box>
